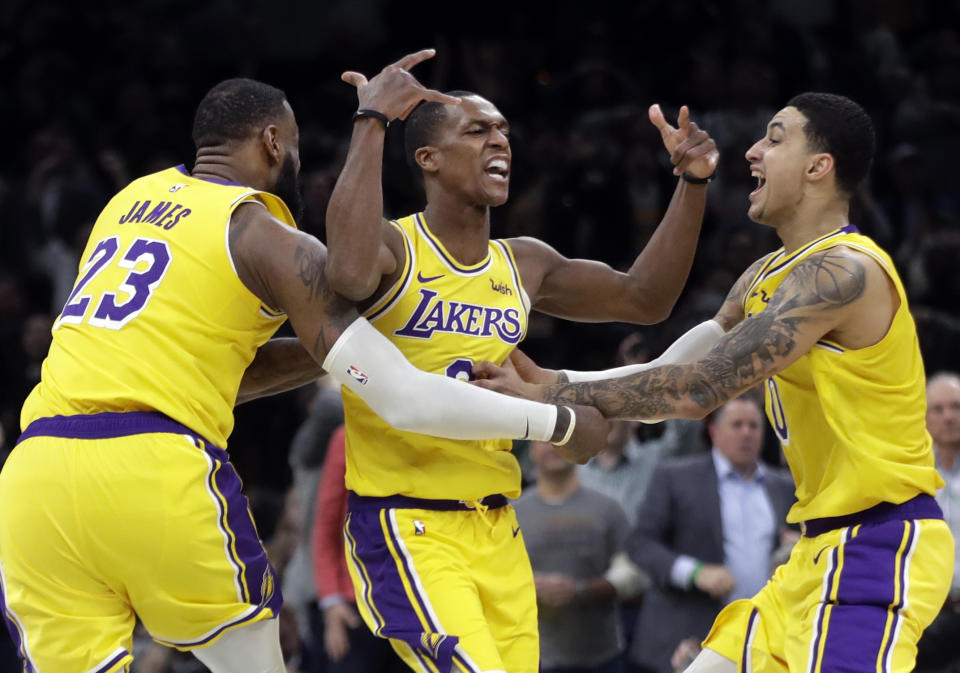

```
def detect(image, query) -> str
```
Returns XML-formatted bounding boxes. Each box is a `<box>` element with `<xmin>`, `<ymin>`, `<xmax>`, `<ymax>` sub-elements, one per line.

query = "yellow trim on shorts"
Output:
<box><xmin>875</xmin><ymin>521</ymin><xmax>915</xmax><ymax>673</ymax></box>
<box><xmin>207</xmin><ymin>456</ymin><xmax>251</xmax><ymax>603</ymax></box>
<box><xmin>343</xmin><ymin>513</ymin><xmax>387</xmax><ymax>636</ymax></box>
<box><xmin>379</xmin><ymin>510</ymin><xmax>431</xmax><ymax>631</ymax></box>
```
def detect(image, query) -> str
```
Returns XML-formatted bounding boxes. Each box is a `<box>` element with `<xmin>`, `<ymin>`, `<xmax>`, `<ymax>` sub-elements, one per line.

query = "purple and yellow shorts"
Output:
<box><xmin>0</xmin><ymin>412</ymin><xmax>281</xmax><ymax>673</ymax></box>
<box><xmin>704</xmin><ymin>495</ymin><xmax>953</xmax><ymax>673</ymax></box>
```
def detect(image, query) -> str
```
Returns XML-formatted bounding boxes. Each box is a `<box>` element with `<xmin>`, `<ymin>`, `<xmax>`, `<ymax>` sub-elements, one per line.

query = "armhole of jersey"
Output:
<box><xmin>817</xmin><ymin>242</ymin><xmax>902</xmax><ymax>353</ymax></box>
<box><xmin>224</xmin><ymin>194</ymin><xmax>285</xmax><ymax>316</ymax></box>
<box><xmin>364</xmin><ymin>221</ymin><xmax>414</xmax><ymax>323</ymax></box>
<box><xmin>497</xmin><ymin>239</ymin><xmax>531</xmax><ymax>314</ymax></box>
<box><xmin>224</xmin><ymin>192</ymin><xmax>263</xmax><ymax>279</ymax></box>
<box><xmin>741</xmin><ymin>250</ymin><xmax>782</xmax><ymax>313</ymax></box>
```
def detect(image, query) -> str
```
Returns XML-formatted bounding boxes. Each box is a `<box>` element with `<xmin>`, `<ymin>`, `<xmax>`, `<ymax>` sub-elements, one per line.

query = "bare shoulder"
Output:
<box><xmin>503</xmin><ymin>236</ymin><xmax>563</xmax><ymax>290</ymax></box>
<box><xmin>713</xmin><ymin>251</ymin><xmax>779</xmax><ymax>331</ymax></box>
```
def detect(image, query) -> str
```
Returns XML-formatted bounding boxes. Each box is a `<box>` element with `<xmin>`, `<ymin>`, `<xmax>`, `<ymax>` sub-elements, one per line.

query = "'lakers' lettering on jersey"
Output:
<box><xmin>21</xmin><ymin>165</ymin><xmax>296</xmax><ymax>447</ymax></box>
<box><xmin>742</xmin><ymin>225</ymin><xmax>942</xmax><ymax>522</ymax></box>
<box><xmin>342</xmin><ymin>212</ymin><xmax>529</xmax><ymax>500</ymax></box>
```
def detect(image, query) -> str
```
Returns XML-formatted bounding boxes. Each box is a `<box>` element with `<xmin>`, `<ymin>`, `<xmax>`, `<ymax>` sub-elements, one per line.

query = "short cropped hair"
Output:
<box><xmin>192</xmin><ymin>78</ymin><xmax>288</xmax><ymax>149</ymax></box>
<box><xmin>404</xmin><ymin>90</ymin><xmax>478</xmax><ymax>174</ymax></box>
<box><xmin>786</xmin><ymin>92</ymin><xmax>875</xmax><ymax>196</ymax></box>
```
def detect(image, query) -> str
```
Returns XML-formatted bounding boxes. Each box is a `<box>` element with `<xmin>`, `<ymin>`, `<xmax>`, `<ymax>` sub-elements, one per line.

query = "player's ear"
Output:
<box><xmin>415</xmin><ymin>146</ymin><xmax>439</xmax><ymax>175</ymax></box>
<box><xmin>261</xmin><ymin>125</ymin><xmax>282</xmax><ymax>165</ymax></box>
<box><xmin>806</xmin><ymin>152</ymin><xmax>834</xmax><ymax>184</ymax></box>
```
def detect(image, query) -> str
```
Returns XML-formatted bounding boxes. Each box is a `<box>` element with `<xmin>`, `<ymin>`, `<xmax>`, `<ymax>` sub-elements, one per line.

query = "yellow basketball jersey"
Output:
<box><xmin>742</xmin><ymin>225</ymin><xmax>942</xmax><ymax>522</ymax></box>
<box><xmin>341</xmin><ymin>212</ymin><xmax>529</xmax><ymax>500</ymax></box>
<box><xmin>21</xmin><ymin>165</ymin><xmax>295</xmax><ymax>448</ymax></box>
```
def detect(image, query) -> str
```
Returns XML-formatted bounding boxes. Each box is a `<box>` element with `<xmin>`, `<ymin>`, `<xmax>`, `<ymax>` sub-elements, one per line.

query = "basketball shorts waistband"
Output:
<box><xmin>801</xmin><ymin>494</ymin><xmax>943</xmax><ymax>537</ymax></box>
<box><xmin>17</xmin><ymin>411</ymin><xmax>223</xmax><ymax>454</ymax></box>
<box><xmin>348</xmin><ymin>492</ymin><xmax>509</xmax><ymax>512</ymax></box>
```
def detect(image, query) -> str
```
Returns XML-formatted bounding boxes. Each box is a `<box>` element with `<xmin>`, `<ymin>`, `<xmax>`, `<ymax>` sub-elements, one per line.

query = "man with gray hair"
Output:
<box><xmin>916</xmin><ymin>372</ymin><xmax>960</xmax><ymax>672</ymax></box>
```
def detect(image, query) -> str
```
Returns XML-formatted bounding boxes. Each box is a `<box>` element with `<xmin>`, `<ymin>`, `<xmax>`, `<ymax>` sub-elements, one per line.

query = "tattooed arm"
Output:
<box><xmin>229</xmin><ymin>202</ymin><xmax>359</xmax><ymax>379</ymax></box>
<box><xmin>236</xmin><ymin>338</ymin><xmax>324</xmax><ymax>405</ymax></box>
<box><xmin>532</xmin><ymin>247</ymin><xmax>887</xmax><ymax>420</ymax></box>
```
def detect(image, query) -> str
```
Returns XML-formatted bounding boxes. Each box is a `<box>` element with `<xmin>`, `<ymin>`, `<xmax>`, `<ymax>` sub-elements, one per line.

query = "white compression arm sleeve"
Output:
<box><xmin>323</xmin><ymin>317</ymin><xmax>559</xmax><ymax>441</ymax></box>
<box><xmin>561</xmin><ymin>319</ymin><xmax>725</xmax><ymax>383</ymax></box>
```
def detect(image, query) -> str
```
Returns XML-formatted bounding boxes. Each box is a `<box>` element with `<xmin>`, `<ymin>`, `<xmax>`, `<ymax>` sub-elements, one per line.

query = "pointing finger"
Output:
<box><xmin>419</xmin><ymin>89</ymin><xmax>462</xmax><ymax>106</ymax></box>
<box><xmin>393</xmin><ymin>48</ymin><xmax>437</xmax><ymax>71</ymax></box>
<box><xmin>341</xmin><ymin>71</ymin><xmax>368</xmax><ymax>88</ymax></box>
<box><xmin>677</xmin><ymin>105</ymin><xmax>691</xmax><ymax>133</ymax></box>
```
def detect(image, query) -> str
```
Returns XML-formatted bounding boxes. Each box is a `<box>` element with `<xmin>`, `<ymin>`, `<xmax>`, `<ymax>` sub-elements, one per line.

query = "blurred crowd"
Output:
<box><xmin>1</xmin><ymin>0</ymin><xmax>960</xmax><ymax>671</ymax></box>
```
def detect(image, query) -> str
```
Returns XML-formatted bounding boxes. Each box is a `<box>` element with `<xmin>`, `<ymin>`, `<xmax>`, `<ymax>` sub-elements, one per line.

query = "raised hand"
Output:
<box><xmin>341</xmin><ymin>48</ymin><xmax>461</xmax><ymax>122</ymax></box>
<box><xmin>649</xmin><ymin>104</ymin><xmax>719</xmax><ymax>179</ymax></box>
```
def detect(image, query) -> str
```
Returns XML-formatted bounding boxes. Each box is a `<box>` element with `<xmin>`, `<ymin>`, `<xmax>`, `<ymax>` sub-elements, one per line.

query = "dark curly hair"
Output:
<box><xmin>403</xmin><ymin>91</ymin><xmax>478</xmax><ymax>175</ymax></box>
<box><xmin>192</xmin><ymin>78</ymin><xmax>287</xmax><ymax>150</ymax></box>
<box><xmin>787</xmin><ymin>92</ymin><xmax>875</xmax><ymax>196</ymax></box>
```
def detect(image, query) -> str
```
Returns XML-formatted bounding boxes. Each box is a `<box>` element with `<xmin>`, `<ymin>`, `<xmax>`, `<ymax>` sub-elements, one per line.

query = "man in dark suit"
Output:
<box><xmin>627</xmin><ymin>394</ymin><xmax>796</xmax><ymax>673</ymax></box>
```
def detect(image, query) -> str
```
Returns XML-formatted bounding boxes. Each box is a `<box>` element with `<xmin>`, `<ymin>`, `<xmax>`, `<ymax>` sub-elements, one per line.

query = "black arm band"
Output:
<box><xmin>681</xmin><ymin>171</ymin><xmax>714</xmax><ymax>184</ymax></box>
<box><xmin>353</xmin><ymin>109</ymin><xmax>389</xmax><ymax>127</ymax></box>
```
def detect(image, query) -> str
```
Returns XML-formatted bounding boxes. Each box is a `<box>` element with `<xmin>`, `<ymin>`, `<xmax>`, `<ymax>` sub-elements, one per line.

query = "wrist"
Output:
<box><xmin>681</xmin><ymin>171</ymin><xmax>714</xmax><ymax>184</ymax></box>
<box><xmin>689</xmin><ymin>561</ymin><xmax>704</xmax><ymax>589</ymax></box>
<box><xmin>550</xmin><ymin>406</ymin><xmax>576</xmax><ymax>445</ymax></box>
<box><xmin>353</xmin><ymin>108</ymin><xmax>389</xmax><ymax>128</ymax></box>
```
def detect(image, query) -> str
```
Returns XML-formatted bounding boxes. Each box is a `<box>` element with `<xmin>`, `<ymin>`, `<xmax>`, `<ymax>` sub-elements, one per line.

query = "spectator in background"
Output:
<box><xmin>312</xmin><ymin>426</ymin><xmax>406</xmax><ymax>673</ymax></box>
<box><xmin>284</xmin><ymin>378</ymin><xmax>345</xmax><ymax>673</ymax></box>
<box><xmin>515</xmin><ymin>440</ymin><xmax>643</xmax><ymax>673</ymax></box>
<box><xmin>916</xmin><ymin>372</ymin><xmax>960</xmax><ymax>673</ymax></box>
<box><xmin>627</xmin><ymin>395</ymin><xmax>795</xmax><ymax>673</ymax></box>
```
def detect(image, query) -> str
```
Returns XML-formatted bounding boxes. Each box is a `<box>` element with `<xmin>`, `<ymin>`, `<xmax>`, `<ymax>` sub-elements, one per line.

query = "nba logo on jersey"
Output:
<box><xmin>414</xmin><ymin>520</ymin><xmax>426</xmax><ymax>535</ymax></box>
<box><xmin>169</xmin><ymin>183</ymin><xmax>189</xmax><ymax>193</ymax></box>
<box><xmin>347</xmin><ymin>365</ymin><xmax>369</xmax><ymax>385</ymax></box>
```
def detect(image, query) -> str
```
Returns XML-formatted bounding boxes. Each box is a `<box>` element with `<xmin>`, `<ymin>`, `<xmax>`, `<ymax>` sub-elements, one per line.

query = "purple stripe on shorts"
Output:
<box><xmin>203</xmin><ymin>446</ymin><xmax>282</xmax><ymax>614</ymax></box>
<box><xmin>155</xmin><ymin>605</ymin><xmax>267</xmax><ymax>648</ymax></box>
<box><xmin>346</xmin><ymin>505</ymin><xmax>459</xmax><ymax>673</ymax></box>
<box><xmin>880</xmin><ymin>521</ymin><xmax>917</xmax><ymax>670</ymax></box>
<box><xmin>808</xmin><ymin>545</ymin><xmax>840</xmax><ymax>671</ymax></box>
<box><xmin>817</xmin><ymin>520</ymin><xmax>909</xmax><ymax>672</ymax></box>
<box><xmin>92</xmin><ymin>649</ymin><xmax>130</xmax><ymax>673</ymax></box>
<box><xmin>17</xmin><ymin>411</ymin><xmax>215</xmax><ymax>449</ymax></box>
<box><xmin>0</xmin><ymin>574</ymin><xmax>31</xmax><ymax>670</ymax></box>
<box><xmin>383</xmin><ymin>512</ymin><xmax>439</xmax><ymax>633</ymax></box>
<box><xmin>740</xmin><ymin>608</ymin><xmax>759</xmax><ymax>673</ymax></box>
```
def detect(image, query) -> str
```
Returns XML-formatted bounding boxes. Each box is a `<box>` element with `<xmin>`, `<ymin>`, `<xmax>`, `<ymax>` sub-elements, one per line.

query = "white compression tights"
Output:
<box><xmin>684</xmin><ymin>647</ymin><xmax>738</xmax><ymax>673</ymax></box>
<box><xmin>191</xmin><ymin>618</ymin><xmax>285</xmax><ymax>673</ymax></box>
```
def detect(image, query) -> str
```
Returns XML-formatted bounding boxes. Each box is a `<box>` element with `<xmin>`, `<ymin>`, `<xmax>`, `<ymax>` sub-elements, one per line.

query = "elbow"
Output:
<box><xmin>625</xmin><ymin>290</ymin><xmax>676</xmax><ymax>325</ymax></box>
<box><xmin>326</xmin><ymin>257</ymin><xmax>379</xmax><ymax>302</ymax></box>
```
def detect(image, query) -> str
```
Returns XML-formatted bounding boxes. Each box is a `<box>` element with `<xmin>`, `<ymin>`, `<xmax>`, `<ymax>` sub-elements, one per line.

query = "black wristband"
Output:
<box><xmin>681</xmin><ymin>171</ymin><xmax>714</xmax><ymax>184</ymax></box>
<box><xmin>353</xmin><ymin>109</ymin><xmax>389</xmax><ymax>127</ymax></box>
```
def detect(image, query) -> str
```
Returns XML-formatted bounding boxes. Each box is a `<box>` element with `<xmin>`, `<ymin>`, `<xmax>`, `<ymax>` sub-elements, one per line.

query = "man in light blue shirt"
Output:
<box><xmin>916</xmin><ymin>372</ymin><xmax>960</xmax><ymax>672</ymax></box>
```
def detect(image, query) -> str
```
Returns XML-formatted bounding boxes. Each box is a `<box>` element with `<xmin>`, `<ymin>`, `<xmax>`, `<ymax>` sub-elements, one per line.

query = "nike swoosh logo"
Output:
<box><xmin>512</xmin><ymin>526</ymin><xmax>521</xmax><ymax>538</ymax></box>
<box><xmin>417</xmin><ymin>271</ymin><xmax>445</xmax><ymax>283</ymax></box>
<box><xmin>813</xmin><ymin>545</ymin><xmax>830</xmax><ymax>564</ymax></box>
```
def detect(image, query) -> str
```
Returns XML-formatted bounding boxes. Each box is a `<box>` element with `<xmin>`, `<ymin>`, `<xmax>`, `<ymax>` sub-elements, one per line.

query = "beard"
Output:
<box><xmin>272</xmin><ymin>153</ymin><xmax>304</xmax><ymax>223</ymax></box>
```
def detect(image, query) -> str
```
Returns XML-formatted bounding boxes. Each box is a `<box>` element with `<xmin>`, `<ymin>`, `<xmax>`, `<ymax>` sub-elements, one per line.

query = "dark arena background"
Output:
<box><xmin>1</xmin><ymin>1</ymin><xmax>959</xmax><ymax>671</ymax></box>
